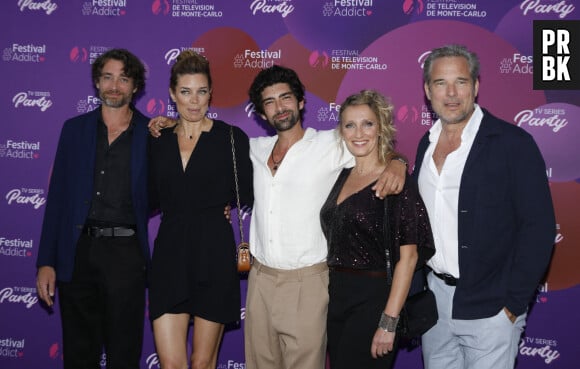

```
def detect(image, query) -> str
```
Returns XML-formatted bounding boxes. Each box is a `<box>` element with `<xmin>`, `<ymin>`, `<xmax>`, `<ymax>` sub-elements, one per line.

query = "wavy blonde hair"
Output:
<box><xmin>338</xmin><ymin>89</ymin><xmax>396</xmax><ymax>164</ymax></box>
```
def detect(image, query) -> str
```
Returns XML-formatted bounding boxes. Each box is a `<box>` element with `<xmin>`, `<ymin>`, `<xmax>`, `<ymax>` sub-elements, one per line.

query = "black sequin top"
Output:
<box><xmin>320</xmin><ymin>168</ymin><xmax>435</xmax><ymax>271</ymax></box>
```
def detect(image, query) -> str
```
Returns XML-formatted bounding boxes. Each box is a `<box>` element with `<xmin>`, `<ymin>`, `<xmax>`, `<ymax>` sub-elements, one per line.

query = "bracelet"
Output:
<box><xmin>378</xmin><ymin>312</ymin><xmax>399</xmax><ymax>332</ymax></box>
<box><xmin>391</xmin><ymin>156</ymin><xmax>408</xmax><ymax>167</ymax></box>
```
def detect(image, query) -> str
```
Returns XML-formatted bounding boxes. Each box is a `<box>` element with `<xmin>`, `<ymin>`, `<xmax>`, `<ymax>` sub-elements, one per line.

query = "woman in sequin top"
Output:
<box><xmin>320</xmin><ymin>89</ymin><xmax>435</xmax><ymax>369</ymax></box>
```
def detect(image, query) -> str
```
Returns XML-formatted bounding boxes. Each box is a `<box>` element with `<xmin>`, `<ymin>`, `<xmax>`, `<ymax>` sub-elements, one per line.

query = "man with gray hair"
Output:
<box><xmin>413</xmin><ymin>44</ymin><xmax>555</xmax><ymax>369</ymax></box>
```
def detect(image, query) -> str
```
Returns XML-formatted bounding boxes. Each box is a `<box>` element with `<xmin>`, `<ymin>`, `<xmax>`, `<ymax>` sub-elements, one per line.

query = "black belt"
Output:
<box><xmin>84</xmin><ymin>225</ymin><xmax>136</xmax><ymax>238</ymax></box>
<box><xmin>432</xmin><ymin>271</ymin><xmax>458</xmax><ymax>286</ymax></box>
<box><xmin>330</xmin><ymin>266</ymin><xmax>388</xmax><ymax>278</ymax></box>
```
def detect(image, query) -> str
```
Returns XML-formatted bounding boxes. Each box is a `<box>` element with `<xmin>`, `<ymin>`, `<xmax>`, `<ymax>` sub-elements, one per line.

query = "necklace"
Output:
<box><xmin>178</xmin><ymin>123</ymin><xmax>193</xmax><ymax>140</ymax></box>
<box><xmin>270</xmin><ymin>139</ymin><xmax>286</xmax><ymax>171</ymax></box>
<box><xmin>178</xmin><ymin>118</ymin><xmax>209</xmax><ymax>140</ymax></box>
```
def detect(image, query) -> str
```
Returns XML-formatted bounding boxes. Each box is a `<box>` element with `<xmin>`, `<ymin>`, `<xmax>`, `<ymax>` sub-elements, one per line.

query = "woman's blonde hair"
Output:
<box><xmin>338</xmin><ymin>89</ymin><xmax>396</xmax><ymax>164</ymax></box>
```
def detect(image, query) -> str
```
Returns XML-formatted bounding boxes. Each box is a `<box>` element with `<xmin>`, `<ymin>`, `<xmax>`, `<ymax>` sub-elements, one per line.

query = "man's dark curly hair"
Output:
<box><xmin>91</xmin><ymin>48</ymin><xmax>146</xmax><ymax>94</ymax></box>
<box><xmin>248</xmin><ymin>65</ymin><xmax>306</xmax><ymax>118</ymax></box>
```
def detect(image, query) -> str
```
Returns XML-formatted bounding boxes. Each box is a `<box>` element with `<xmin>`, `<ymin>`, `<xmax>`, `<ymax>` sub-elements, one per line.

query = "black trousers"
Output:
<box><xmin>57</xmin><ymin>233</ymin><xmax>146</xmax><ymax>369</ymax></box>
<box><xmin>327</xmin><ymin>270</ymin><xmax>399</xmax><ymax>369</ymax></box>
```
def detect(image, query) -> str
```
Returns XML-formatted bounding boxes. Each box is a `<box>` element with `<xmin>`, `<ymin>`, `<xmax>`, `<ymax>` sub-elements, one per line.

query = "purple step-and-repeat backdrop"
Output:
<box><xmin>1</xmin><ymin>1</ymin><xmax>579</xmax><ymax>368</ymax></box>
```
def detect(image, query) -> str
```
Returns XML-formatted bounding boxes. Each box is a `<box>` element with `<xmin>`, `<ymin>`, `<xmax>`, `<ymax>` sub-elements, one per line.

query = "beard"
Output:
<box><xmin>271</xmin><ymin>110</ymin><xmax>300</xmax><ymax>132</ymax></box>
<box><xmin>438</xmin><ymin>104</ymin><xmax>475</xmax><ymax>126</ymax></box>
<box><xmin>99</xmin><ymin>90</ymin><xmax>132</xmax><ymax>108</ymax></box>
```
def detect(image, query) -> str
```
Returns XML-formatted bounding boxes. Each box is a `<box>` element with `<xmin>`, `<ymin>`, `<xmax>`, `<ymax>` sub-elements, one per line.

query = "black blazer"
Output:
<box><xmin>37</xmin><ymin>107</ymin><xmax>151</xmax><ymax>282</ymax></box>
<box><xmin>413</xmin><ymin>109</ymin><xmax>555</xmax><ymax>319</ymax></box>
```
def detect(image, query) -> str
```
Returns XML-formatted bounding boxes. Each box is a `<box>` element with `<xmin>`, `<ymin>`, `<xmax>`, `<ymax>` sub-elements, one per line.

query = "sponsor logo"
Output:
<box><xmin>76</xmin><ymin>95</ymin><xmax>102</xmax><ymax>114</ymax></box>
<box><xmin>89</xmin><ymin>46</ymin><xmax>111</xmax><ymax>64</ymax></box>
<box><xmin>396</xmin><ymin>104</ymin><xmax>435</xmax><ymax>126</ymax></box>
<box><xmin>315</xmin><ymin>102</ymin><xmax>340</xmax><ymax>125</ymax></box>
<box><xmin>12</xmin><ymin>91</ymin><xmax>53</xmax><ymax>112</ymax></box>
<box><xmin>151</xmin><ymin>0</ymin><xmax>170</xmax><ymax>15</ymax></box>
<box><xmin>418</xmin><ymin>0</ymin><xmax>487</xmax><ymax>18</ymax></box>
<box><xmin>0</xmin><ymin>140</ymin><xmax>41</xmax><ymax>160</ymax></box>
<box><xmin>397</xmin><ymin>105</ymin><xmax>420</xmax><ymax>125</ymax></box>
<box><xmin>68</xmin><ymin>45</ymin><xmax>111</xmax><ymax>65</ymax></box>
<box><xmin>164</xmin><ymin>47</ymin><xmax>205</xmax><ymax>65</ymax></box>
<box><xmin>0</xmin><ymin>286</ymin><xmax>37</xmax><ymax>309</ymax></box>
<box><xmin>499</xmin><ymin>53</ymin><xmax>534</xmax><ymax>75</ymax></box>
<box><xmin>49</xmin><ymin>342</ymin><xmax>62</xmax><ymax>360</ymax></box>
<box><xmin>245</xmin><ymin>102</ymin><xmax>256</xmax><ymax>118</ymax></box>
<box><xmin>81</xmin><ymin>0</ymin><xmax>127</xmax><ymax>16</ymax></box>
<box><xmin>521</xmin><ymin>0</ymin><xmax>575</xmax><ymax>19</ymax></box>
<box><xmin>0</xmin><ymin>337</ymin><xmax>25</xmax><ymax>358</ymax></box>
<box><xmin>519</xmin><ymin>337</ymin><xmax>560</xmax><ymax>364</ymax></box>
<box><xmin>316</xmin><ymin>106</ymin><xmax>331</xmax><ymax>124</ymax></box>
<box><xmin>330</xmin><ymin>50</ymin><xmax>386</xmax><ymax>70</ymax></box>
<box><xmin>234</xmin><ymin>49</ymin><xmax>282</xmax><ymax>70</ymax></box>
<box><xmin>0</xmin><ymin>237</ymin><xmax>33</xmax><ymax>258</ymax></box>
<box><xmin>146</xmin><ymin>352</ymin><xmax>161</xmax><ymax>369</ymax></box>
<box><xmin>5</xmin><ymin>188</ymin><xmax>46</xmax><ymax>209</ymax></box>
<box><xmin>146</xmin><ymin>98</ymin><xmax>166</xmax><ymax>116</ymax></box>
<box><xmin>403</xmin><ymin>0</ymin><xmax>424</xmax><ymax>15</ymax></box>
<box><xmin>419</xmin><ymin>105</ymin><xmax>437</xmax><ymax>125</ymax></box>
<box><xmin>166</xmin><ymin>98</ymin><xmax>178</xmax><ymax>118</ymax></box>
<box><xmin>68</xmin><ymin>45</ymin><xmax>111</xmax><ymax>64</ymax></box>
<box><xmin>418</xmin><ymin>50</ymin><xmax>431</xmax><ymax>69</ymax></box>
<box><xmin>155</xmin><ymin>0</ymin><xmax>223</xmax><ymax>18</ymax></box>
<box><xmin>237</xmin><ymin>206</ymin><xmax>252</xmax><ymax>221</ymax></box>
<box><xmin>2</xmin><ymin>43</ymin><xmax>46</xmax><ymax>63</ymax></box>
<box><xmin>70</xmin><ymin>46</ymin><xmax>89</xmax><ymax>63</ymax></box>
<box><xmin>250</xmin><ymin>0</ymin><xmax>295</xmax><ymax>18</ymax></box>
<box><xmin>514</xmin><ymin>106</ymin><xmax>568</xmax><ymax>133</ymax></box>
<box><xmin>323</xmin><ymin>0</ymin><xmax>373</xmax><ymax>17</ymax></box>
<box><xmin>17</xmin><ymin>0</ymin><xmax>58</xmax><ymax>14</ymax></box>
<box><xmin>217</xmin><ymin>360</ymin><xmax>246</xmax><ymax>369</ymax></box>
<box><xmin>309</xmin><ymin>51</ymin><xmax>330</xmax><ymax>69</ymax></box>
<box><xmin>533</xmin><ymin>20</ymin><xmax>579</xmax><ymax>90</ymax></box>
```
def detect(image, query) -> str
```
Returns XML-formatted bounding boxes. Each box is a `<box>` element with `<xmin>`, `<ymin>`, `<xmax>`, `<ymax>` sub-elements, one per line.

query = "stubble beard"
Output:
<box><xmin>272</xmin><ymin>110</ymin><xmax>299</xmax><ymax>132</ymax></box>
<box><xmin>438</xmin><ymin>103</ymin><xmax>475</xmax><ymax>126</ymax></box>
<box><xmin>100</xmin><ymin>90</ymin><xmax>131</xmax><ymax>109</ymax></box>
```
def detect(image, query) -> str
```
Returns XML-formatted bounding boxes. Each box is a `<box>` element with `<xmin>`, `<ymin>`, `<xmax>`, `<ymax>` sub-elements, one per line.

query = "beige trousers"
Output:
<box><xmin>244</xmin><ymin>260</ymin><xmax>329</xmax><ymax>369</ymax></box>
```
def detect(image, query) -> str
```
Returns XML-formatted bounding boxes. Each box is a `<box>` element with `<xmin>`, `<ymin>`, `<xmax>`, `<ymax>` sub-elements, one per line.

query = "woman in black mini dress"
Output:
<box><xmin>148</xmin><ymin>50</ymin><xmax>253</xmax><ymax>369</ymax></box>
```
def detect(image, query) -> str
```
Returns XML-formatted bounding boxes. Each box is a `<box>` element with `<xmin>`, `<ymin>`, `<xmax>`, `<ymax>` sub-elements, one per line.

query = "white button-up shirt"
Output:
<box><xmin>249</xmin><ymin>128</ymin><xmax>353</xmax><ymax>270</ymax></box>
<box><xmin>418</xmin><ymin>105</ymin><xmax>483</xmax><ymax>278</ymax></box>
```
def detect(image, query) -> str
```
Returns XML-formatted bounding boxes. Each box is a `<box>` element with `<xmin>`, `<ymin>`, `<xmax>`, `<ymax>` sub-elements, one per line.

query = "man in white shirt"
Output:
<box><xmin>147</xmin><ymin>65</ymin><xmax>406</xmax><ymax>369</ymax></box>
<box><xmin>413</xmin><ymin>45</ymin><xmax>555</xmax><ymax>369</ymax></box>
<box><xmin>245</xmin><ymin>65</ymin><xmax>406</xmax><ymax>369</ymax></box>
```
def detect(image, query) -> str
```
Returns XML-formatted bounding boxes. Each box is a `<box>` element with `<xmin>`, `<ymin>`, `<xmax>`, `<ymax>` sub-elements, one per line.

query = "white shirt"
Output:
<box><xmin>249</xmin><ymin>128</ymin><xmax>353</xmax><ymax>269</ymax></box>
<box><xmin>418</xmin><ymin>105</ymin><xmax>483</xmax><ymax>278</ymax></box>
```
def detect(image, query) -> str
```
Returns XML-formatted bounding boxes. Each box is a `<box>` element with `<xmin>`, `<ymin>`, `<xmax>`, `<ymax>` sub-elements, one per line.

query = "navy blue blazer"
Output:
<box><xmin>413</xmin><ymin>109</ymin><xmax>555</xmax><ymax>319</ymax></box>
<box><xmin>37</xmin><ymin>107</ymin><xmax>151</xmax><ymax>282</ymax></box>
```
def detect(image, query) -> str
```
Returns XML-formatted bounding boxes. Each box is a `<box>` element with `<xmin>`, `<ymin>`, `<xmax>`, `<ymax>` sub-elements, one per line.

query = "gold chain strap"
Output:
<box><xmin>230</xmin><ymin>126</ymin><xmax>245</xmax><ymax>243</ymax></box>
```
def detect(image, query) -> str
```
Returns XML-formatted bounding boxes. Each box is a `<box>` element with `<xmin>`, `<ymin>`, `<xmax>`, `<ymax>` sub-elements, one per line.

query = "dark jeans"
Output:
<box><xmin>58</xmin><ymin>233</ymin><xmax>146</xmax><ymax>369</ymax></box>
